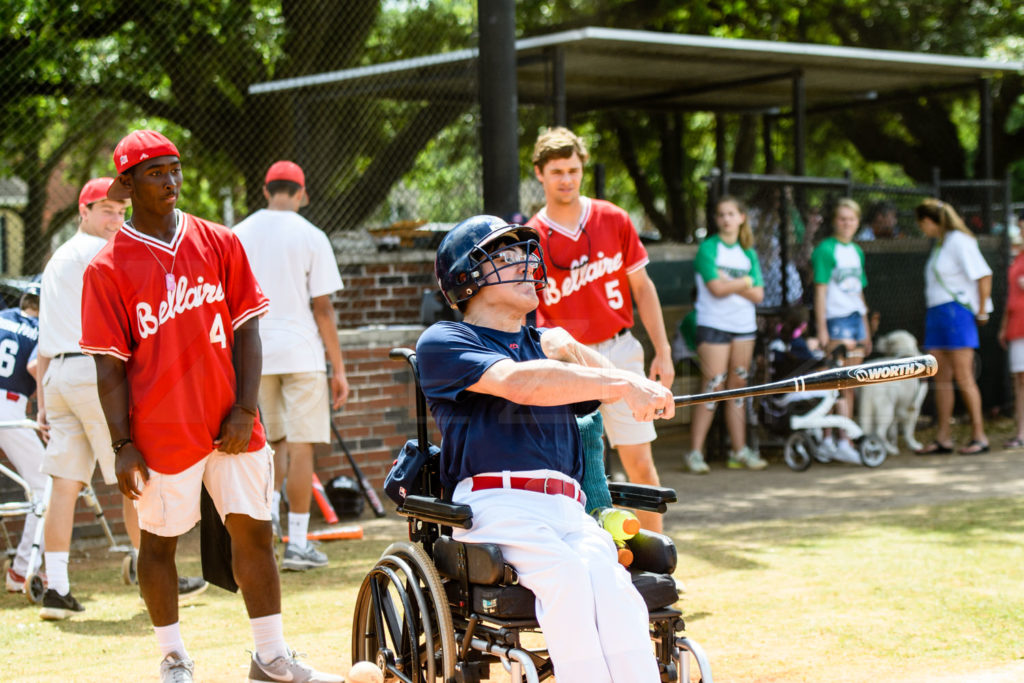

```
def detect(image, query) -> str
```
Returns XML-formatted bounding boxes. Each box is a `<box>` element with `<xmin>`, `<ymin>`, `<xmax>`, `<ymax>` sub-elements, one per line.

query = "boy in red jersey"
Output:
<box><xmin>81</xmin><ymin>130</ymin><xmax>342</xmax><ymax>683</ymax></box>
<box><xmin>527</xmin><ymin>127</ymin><xmax>674</xmax><ymax>533</ymax></box>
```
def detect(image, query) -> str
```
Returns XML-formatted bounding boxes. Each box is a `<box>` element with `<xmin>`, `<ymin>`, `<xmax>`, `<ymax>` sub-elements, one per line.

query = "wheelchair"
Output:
<box><xmin>350</xmin><ymin>348</ymin><xmax>713</xmax><ymax>683</ymax></box>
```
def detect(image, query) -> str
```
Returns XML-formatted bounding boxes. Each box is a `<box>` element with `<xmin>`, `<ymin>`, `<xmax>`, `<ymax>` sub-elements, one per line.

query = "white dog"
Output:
<box><xmin>857</xmin><ymin>330</ymin><xmax>928</xmax><ymax>455</ymax></box>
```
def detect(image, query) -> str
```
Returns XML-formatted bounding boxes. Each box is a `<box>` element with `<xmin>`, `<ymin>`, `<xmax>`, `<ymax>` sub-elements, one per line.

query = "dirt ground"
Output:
<box><xmin>647</xmin><ymin>424</ymin><xmax>1024</xmax><ymax>531</ymax></box>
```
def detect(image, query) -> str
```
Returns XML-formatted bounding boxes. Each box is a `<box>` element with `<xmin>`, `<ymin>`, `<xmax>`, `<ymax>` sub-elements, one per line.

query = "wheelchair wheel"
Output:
<box><xmin>122</xmin><ymin>551</ymin><xmax>138</xmax><ymax>585</ymax></box>
<box><xmin>25</xmin><ymin>571</ymin><xmax>45</xmax><ymax>604</ymax></box>
<box><xmin>783</xmin><ymin>432</ymin><xmax>814</xmax><ymax>472</ymax></box>
<box><xmin>352</xmin><ymin>540</ymin><xmax>456</xmax><ymax>682</ymax></box>
<box><xmin>859</xmin><ymin>435</ymin><xmax>887</xmax><ymax>468</ymax></box>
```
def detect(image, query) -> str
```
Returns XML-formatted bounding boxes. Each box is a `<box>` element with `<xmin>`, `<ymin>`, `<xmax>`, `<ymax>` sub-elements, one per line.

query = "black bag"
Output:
<box><xmin>384</xmin><ymin>439</ymin><xmax>440</xmax><ymax>505</ymax></box>
<box><xmin>199</xmin><ymin>483</ymin><xmax>237</xmax><ymax>593</ymax></box>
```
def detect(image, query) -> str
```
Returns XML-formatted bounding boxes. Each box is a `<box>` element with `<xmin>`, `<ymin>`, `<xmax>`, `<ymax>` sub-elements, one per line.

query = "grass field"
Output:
<box><xmin>3</xmin><ymin>496</ymin><xmax>1024</xmax><ymax>682</ymax></box>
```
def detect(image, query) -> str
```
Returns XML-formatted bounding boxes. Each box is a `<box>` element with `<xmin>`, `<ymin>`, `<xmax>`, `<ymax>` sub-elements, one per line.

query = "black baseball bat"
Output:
<box><xmin>331</xmin><ymin>420</ymin><xmax>387</xmax><ymax>518</ymax></box>
<box><xmin>674</xmin><ymin>354</ymin><xmax>937</xmax><ymax>407</ymax></box>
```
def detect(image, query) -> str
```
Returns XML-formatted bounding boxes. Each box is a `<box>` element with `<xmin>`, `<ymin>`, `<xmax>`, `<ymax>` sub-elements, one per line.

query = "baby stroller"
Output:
<box><xmin>760</xmin><ymin>314</ymin><xmax>887</xmax><ymax>472</ymax></box>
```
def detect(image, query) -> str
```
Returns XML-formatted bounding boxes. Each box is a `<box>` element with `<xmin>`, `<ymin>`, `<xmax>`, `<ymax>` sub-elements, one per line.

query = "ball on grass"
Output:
<box><xmin>348</xmin><ymin>661</ymin><xmax>384</xmax><ymax>683</ymax></box>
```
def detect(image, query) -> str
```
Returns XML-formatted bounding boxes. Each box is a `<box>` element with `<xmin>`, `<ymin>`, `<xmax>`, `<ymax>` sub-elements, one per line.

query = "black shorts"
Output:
<box><xmin>696</xmin><ymin>325</ymin><xmax>756</xmax><ymax>346</ymax></box>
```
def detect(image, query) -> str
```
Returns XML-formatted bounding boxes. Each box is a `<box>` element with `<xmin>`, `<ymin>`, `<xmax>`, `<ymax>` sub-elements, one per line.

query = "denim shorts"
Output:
<box><xmin>695</xmin><ymin>325</ymin><xmax>756</xmax><ymax>345</ymax></box>
<box><xmin>826</xmin><ymin>312</ymin><xmax>865</xmax><ymax>342</ymax></box>
<box><xmin>924</xmin><ymin>301</ymin><xmax>978</xmax><ymax>350</ymax></box>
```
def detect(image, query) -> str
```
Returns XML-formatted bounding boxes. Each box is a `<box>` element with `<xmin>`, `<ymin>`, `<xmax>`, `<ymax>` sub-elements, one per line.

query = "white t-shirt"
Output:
<box><xmin>811</xmin><ymin>237</ymin><xmax>867</xmax><ymax>318</ymax></box>
<box><xmin>39</xmin><ymin>231</ymin><xmax>108</xmax><ymax>357</ymax></box>
<box><xmin>694</xmin><ymin>235</ymin><xmax>763</xmax><ymax>334</ymax></box>
<box><xmin>233</xmin><ymin>209</ymin><xmax>343</xmax><ymax>374</ymax></box>
<box><xmin>924</xmin><ymin>230</ymin><xmax>992</xmax><ymax>314</ymax></box>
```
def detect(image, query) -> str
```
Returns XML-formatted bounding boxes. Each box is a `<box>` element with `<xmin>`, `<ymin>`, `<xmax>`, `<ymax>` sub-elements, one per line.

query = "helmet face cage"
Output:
<box><xmin>466</xmin><ymin>236</ymin><xmax>546</xmax><ymax>298</ymax></box>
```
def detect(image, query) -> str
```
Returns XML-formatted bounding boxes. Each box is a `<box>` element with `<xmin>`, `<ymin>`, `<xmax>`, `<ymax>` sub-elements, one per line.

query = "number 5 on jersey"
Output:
<box><xmin>605</xmin><ymin>280</ymin><xmax>623</xmax><ymax>310</ymax></box>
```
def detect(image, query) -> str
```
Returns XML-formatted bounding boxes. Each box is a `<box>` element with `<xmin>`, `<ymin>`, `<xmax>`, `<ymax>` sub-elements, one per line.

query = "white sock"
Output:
<box><xmin>44</xmin><ymin>551</ymin><xmax>70</xmax><ymax>595</ymax></box>
<box><xmin>287</xmin><ymin>513</ymin><xmax>309</xmax><ymax>549</ymax></box>
<box><xmin>154</xmin><ymin>622</ymin><xmax>188</xmax><ymax>659</ymax></box>
<box><xmin>251</xmin><ymin>613</ymin><xmax>288</xmax><ymax>663</ymax></box>
<box><xmin>271</xmin><ymin>490</ymin><xmax>281</xmax><ymax>516</ymax></box>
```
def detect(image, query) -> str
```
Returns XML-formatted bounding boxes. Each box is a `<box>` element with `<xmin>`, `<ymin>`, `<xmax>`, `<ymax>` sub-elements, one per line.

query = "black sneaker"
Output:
<box><xmin>39</xmin><ymin>588</ymin><xmax>85</xmax><ymax>620</ymax></box>
<box><xmin>177</xmin><ymin>576</ymin><xmax>208</xmax><ymax>600</ymax></box>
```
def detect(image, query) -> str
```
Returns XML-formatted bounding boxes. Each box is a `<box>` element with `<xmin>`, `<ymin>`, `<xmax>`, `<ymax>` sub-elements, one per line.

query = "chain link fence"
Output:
<box><xmin>0</xmin><ymin>1</ymin><xmax>488</xmax><ymax>279</ymax></box>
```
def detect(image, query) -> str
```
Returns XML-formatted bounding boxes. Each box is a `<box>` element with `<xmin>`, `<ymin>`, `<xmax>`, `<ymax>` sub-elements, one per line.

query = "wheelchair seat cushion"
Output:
<box><xmin>433</xmin><ymin>536</ymin><xmax>511</xmax><ymax>585</ymax></box>
<box><xmin>443</xmin><ymin>568</ymin><xmax>680</xmax><ymax>620</ymax></box>
<box><xmin>629</xmin><ymin>570</ymin><xmax>680</xmax><ymax>611</ymax></box>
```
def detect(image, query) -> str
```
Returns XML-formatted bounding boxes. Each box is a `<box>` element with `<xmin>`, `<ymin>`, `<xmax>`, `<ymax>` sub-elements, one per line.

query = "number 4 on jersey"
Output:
<box><xmin>209</xmin><ymin>314</ymin><xmax>227</xmax><ymax>348</ymax></box>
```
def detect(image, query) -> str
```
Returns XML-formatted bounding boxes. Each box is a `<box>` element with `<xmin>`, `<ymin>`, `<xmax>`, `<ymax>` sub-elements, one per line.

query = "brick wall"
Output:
<box><xmin>336</xmin><ymin>249</ymin><xmax>436</xmax><ymax>328</ymax></box>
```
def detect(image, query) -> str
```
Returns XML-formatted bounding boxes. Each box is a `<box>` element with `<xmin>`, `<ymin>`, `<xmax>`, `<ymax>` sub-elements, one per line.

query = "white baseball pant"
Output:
<box><xmin>0</xmin><ymin>393</ymin><xmax>46</xmax><ymax>576</ymax></box>
<box><xmin>453</xmin><ymin>470</ymin><xmax>659</xmax><ymax>683</ymax></box>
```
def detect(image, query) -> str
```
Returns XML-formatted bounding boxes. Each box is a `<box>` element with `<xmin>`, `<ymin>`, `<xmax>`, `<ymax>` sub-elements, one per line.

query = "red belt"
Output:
<box><xmin>471</xmin><ymin>475</ymin><xmax>583</xmax><ymax>502</ymax></box>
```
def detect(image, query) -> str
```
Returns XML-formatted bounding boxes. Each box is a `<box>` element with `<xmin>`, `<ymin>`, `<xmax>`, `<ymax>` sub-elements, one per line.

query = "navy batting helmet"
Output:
<box><xmin>435</xmin><ymin>215</ymin><xmax>546</xmax><ymax>309</ymax></box>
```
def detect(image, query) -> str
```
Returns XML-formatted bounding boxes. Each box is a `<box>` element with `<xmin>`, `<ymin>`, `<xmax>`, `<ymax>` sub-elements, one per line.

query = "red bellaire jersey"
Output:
<box><xmin>80</xmin><ymin>212</ymin><xmax>270</xmax><ymax>474</ymax></box>
<box><xmin>528</xmin><ymin>197</ymin><xmax>649</xmax><ymax>344</ymax></box>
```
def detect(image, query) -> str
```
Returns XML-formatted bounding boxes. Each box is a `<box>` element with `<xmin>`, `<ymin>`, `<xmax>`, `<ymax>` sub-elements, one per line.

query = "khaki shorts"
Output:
<box><xmin>135</xmin><ymin>445</ymin><xmax>274</xmax><ymax>538</ymax></box>
<box><xmin>587</xmin><ymin>331</ymin><xmax>657</xmax><ymax>448</ymax></box>
<box><xmin>258</xmin><ymin>372</ymin><xmax>330</xmax><ymax>444</ymax></box>
<box><xmin>40</xmin><ymin>355</ymin><xmax>116</xmax><ymax>486</ymax></box>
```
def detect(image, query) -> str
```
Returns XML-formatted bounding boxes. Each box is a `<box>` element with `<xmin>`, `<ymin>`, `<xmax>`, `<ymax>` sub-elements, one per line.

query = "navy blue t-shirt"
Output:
<box><xmin>0</xmin><ymin>308</ymin><xmax>39</xmax><ymax>398</ymax></box>
<box><xmin>416</xmin><ymin>321</ymin><xmax>588</xmax><ymax>490</ymax></box>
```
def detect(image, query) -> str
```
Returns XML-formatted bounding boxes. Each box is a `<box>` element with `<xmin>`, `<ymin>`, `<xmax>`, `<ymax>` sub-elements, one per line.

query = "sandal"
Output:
<box><xmin>914</xmin><ymin>440</ymin><xmax>954</xmax><ymax>455</ymax></box>
<box><xmin>958</xmin><ymin>440</ymin><xmax>990</xmax><ymax>455</ymax></box>
<box><xmin>1005</xmin><ymin>437</ymin><xmax>1024</xmax><ymax>449</ymax></box>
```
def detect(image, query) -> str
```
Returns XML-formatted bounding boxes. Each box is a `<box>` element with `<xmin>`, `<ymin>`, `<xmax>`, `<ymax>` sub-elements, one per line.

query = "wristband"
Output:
<box><xmin>112</xmin><ymin>438</ymin><xmax>133</xmax><ymax>455</ymax></box>
<box><xmin>233</xmin><ymin>403</ymin><xmax>258</xmax><ymax>417</ymax></box>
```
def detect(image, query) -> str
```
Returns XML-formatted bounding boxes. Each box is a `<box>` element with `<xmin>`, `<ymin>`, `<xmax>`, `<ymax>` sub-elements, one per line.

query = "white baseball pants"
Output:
<box><xmin>453</xmin><ymin>471</ymin><xmax>659</xmax><ymax>683</ymax></box>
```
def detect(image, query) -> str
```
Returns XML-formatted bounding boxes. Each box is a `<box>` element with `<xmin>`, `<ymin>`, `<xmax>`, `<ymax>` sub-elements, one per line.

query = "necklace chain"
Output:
<box><xmin>129</xmin><ymin>212</ymin><xmax>180</xmax><ymax>292</ymax></box>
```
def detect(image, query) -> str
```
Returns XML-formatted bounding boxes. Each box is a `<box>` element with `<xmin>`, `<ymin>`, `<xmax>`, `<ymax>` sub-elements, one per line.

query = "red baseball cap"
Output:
<box><xmin>265</xmin><ymin>160</ymin><xmax>305</xmax><ymax>187</ymax></box>
<box><xmin>79</xmin><ymin>178</ymin><xmax>115</xmax><ymax>207</ymax></box>
<box><xmin>108</xmin><ymin>130</ymin><xmax>180</xmax><ymax>199</ymax></box>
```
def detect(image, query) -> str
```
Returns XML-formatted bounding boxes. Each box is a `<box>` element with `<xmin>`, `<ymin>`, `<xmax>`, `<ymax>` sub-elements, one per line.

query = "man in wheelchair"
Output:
<box><xmin>414</xmin><ymin>214</ymin><xmax>674</xmax><ymax>683</ymax></box>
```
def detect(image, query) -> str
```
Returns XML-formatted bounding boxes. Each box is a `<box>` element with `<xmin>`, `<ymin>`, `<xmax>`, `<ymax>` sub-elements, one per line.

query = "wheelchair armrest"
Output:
<box><xmin>626</xmin><ymin>529</ymin><xmax>677</xmax><ymax>575</ymax></box>
<box><xmin>397</xmin><ymin>495</ymin><xmax>473</xmax><ymax>529</ymax></box>
<box><xmin>607</xmin><ymin>482</ymin><xmax>678</xmax><ymax>513</ymax></box>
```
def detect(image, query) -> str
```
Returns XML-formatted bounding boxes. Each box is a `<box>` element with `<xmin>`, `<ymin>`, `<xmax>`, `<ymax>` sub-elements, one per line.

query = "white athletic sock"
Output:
<box><xmin>251</xmin><ymin>613</ymin><xmax>288</xmax><ymax>663</ymax></box>
<box><xmin>271</xmin><ymin>490</ymin><xmax>282</xmax><ymax>516</ymax></box>
<box><xmin>154</xmin><ymin>622</ymin><xmax>188</xmax><ymax>659</ymax></box>
<box><xmin>287</xmin><ymin>512</ymin><xmax>310</xmax><ymax>549</ymax></box>
<box><xmin>44</xmin><ymin>551</ymin><xmax>70</xmax><ymax>595</ymax></box>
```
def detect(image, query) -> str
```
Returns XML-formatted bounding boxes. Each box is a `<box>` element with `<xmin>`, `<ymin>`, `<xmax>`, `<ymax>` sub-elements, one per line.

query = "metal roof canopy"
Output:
<box><xmin>250</xmin><ymin>26</ymin><xmax>1022</xmax><ymax>115</ymax></box>
<box><xmin>251</xmin><ymin>26</ymin><xmax>1023</xmax><ymax>214</ymax></box>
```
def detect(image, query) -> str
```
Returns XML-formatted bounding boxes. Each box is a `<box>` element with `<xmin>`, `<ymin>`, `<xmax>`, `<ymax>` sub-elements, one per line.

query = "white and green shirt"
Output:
<box><xmin>812</xmin><ymin>237</ymin><xmax>867</xmax><ymax>319</ymax></box>
<box><xmin>694</xmin><ymin>235</ymin><xmax>763</xmax><ymax>334</ymax></box>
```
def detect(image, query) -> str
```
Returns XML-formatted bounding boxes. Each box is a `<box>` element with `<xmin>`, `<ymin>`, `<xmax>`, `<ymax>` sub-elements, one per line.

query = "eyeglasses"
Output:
<box><xmin>493</xmin><ymin>246</ymin><xmax>542</xmax><ymax>268</ymax></box>
<box><xmin>545</xmin><ymin>226</ymin><xmax>591</xmax><ymax>271</ymax></box>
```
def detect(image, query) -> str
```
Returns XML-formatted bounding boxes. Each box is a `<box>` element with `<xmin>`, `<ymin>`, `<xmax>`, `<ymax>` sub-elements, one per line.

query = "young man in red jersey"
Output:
<box><xmin>81</xmin><ymin>130</ymin><xmax>342</xmax><ymax>683</ymax></box>
<box><xmin>527</xmin><ymin>127</ymin><xmax>674</xmax><ymax>533</ymax></box>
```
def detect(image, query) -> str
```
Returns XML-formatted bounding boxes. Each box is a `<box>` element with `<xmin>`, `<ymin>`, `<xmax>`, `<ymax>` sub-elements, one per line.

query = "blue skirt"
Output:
<box><xmin>924</xmin><ymin>301</ymin><xmax>978</xmax><ymax>350</ymax></box>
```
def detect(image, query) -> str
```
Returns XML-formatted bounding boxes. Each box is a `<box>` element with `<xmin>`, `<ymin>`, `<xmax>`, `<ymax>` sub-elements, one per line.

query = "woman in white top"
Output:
<box><xmin>914</xmin><ymin>199</ymin><xmax>992</xmax><ymax>455</ymax></box>
<box><xmin>684</xmin><ymin>196</ymin><xmax>766</xmax><ymax>474</ymax></box>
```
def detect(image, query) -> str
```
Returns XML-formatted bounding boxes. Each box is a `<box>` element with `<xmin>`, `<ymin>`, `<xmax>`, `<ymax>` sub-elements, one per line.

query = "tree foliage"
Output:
<box><xmin>1</xmin><ymin>0</ymin><xmax>1022</xmax><ymax>271</ymax></box>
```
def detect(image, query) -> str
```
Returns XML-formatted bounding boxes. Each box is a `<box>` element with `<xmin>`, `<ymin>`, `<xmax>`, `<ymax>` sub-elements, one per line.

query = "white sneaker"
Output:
<box><xmin>835</xmin><ymin>439</ymin><xmax>861</xmax><ymax>464</ymax></box>
<box><xmin>160</xmin><ymin>651</ymin><xmax>194</xmax><ymax>683</ymax></box>
<box><xmin>282</xmin><ymin>543</ymin><xmax>329</xmax><ymax>571</ymax></box>
<box><xmin>248</xmin><ymin>650</ymin><xmax>343</xmax><ymax>683</ymax></box>
<box><xmin>684</xmin><ymin>450</ymin><xmax>710</xmax><ymax>474</ymax></box>
<box><xmin>817</xmin><ymin>437</ymin><xmax>838</xmax><ymax>462</ymax></box>
<box><xmin>728</xmin><ymin>446</ymin><xmax>768</xmax><ymax>470</ymax></box>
